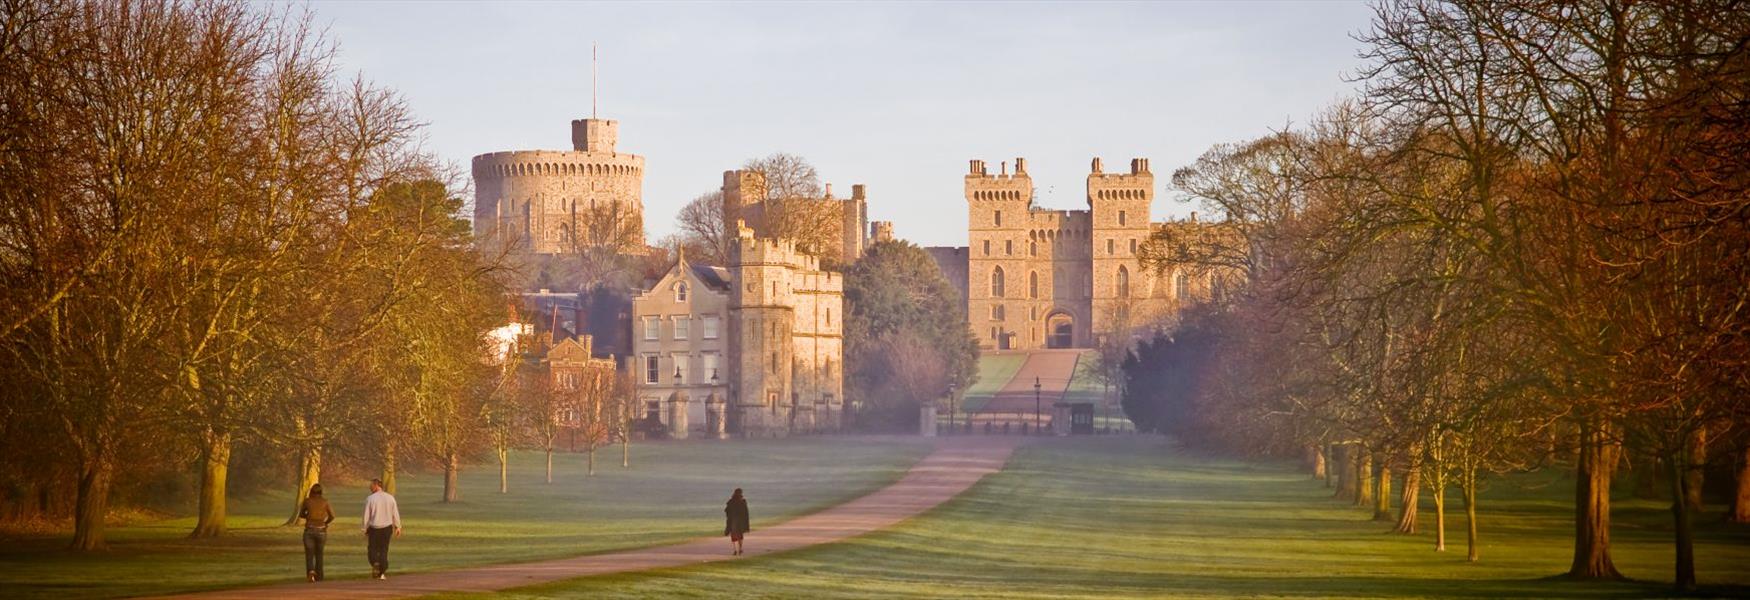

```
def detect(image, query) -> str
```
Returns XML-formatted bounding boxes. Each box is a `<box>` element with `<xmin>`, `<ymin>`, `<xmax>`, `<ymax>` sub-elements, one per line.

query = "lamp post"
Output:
<box><xmin>1033</xmin><ymin>376</ymin><xmax>1042</xmax><ymax>435</ymax></box>
<box><xmin>947</xmin><ymin>383</ymin><xmax>957</xmax><ymax>434</ymax></box>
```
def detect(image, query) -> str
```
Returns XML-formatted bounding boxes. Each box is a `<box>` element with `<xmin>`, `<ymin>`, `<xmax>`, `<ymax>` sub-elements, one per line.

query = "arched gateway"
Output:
<box><xmin>1045</xmin><ymin>311</ymin><xmax>1074</xmax><ymax>349</ymax></box>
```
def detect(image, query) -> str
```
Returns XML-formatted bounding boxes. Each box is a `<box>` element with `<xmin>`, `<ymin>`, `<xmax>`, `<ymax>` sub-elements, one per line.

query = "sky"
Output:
<box><xmin>307</xmin><ymin>1</ymin><xmax>1378</xmax><ymax>247</ymax></box>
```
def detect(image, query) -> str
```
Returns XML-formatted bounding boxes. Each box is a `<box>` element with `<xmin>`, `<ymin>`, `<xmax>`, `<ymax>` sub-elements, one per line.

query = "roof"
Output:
<box><xmin>690</xmin><ymin>264</ymin><xmax>732</xmax><ymax>292</ymax></box>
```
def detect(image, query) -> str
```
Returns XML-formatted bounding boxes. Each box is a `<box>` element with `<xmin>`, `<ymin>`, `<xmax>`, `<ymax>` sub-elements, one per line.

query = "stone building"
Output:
<box><xmin>630</xmin><ymin>250</ymin><xmax>732</xmax><ymax>439</ymax></box>
<box><xmin>934</xmin><ymin>156</ymin><xmax>1225</xmax><ymax>350</ymax></box>
<box><xmin>545</xmin><ymin>334</ymin><xmax>618</xmax><ymax>433</ymax></box>
<box><xmin>471</xmin><ymin>117</ymin><xmax>645</xmax><ymax>255</ymax></box>
<box><xmin>721</xmin><ymin>170</ymin><xmax>868</xmax><ymax>267</ymax></box>
<box><xmin>631</xmin><ymin>227</ymin><xmax>845</xmax><ymax>438</ymax></box>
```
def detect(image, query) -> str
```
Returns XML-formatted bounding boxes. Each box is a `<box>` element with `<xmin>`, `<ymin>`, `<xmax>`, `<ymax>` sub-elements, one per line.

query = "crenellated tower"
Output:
<box><xmin>1087</xmin><ymin>157</ymin><xmax>1157</xmax><ymax>339</ymax></box>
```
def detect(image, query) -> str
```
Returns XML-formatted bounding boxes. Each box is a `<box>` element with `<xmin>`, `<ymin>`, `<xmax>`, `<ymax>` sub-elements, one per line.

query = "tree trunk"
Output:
<box><xmin>1731</xmin><ymin>445</ymin><xmax>1750</xmax><ymax>523</ymax></box>
<box><xmin>190</xmin><ymin>430</ymin><xmax>231</xmax><ymax>538</ymax></box>
<box><xmin>284</xmin><ymin>447</ymin><xmax>320</xmax><ymax>526</ymax></box>
<box><xmin>1670</xmin><ymin>451</ymin><xmax>1697</xmax><ymax>593</ymax></box>
<box><xmin>442</xmin><ymin>452</ymin><xmax>460</xmax><ymax>503</ymax></box>
<box><xmin>1432</xmin><ymin>481</ymin><xmax>1447</xmax><ymax>551</ymax></box>
<box><xmin>621</xmin><ymin>436</ymin><xmax>629</xmax><ymax>468</ymax></box>
<box><xmin>587</xmin><ymin>447</ymin><xmax>596</xmax><ymax>477</ymax></box>
<box><xmin>1374</xmin><ymin>464</ymin><xmax>1393</xmax><ymax>521</ymax></box>
<box><xmin>70</xmin><ymin>456</ymin><xmax>114</xmax><ymax>551</ymax></box>
<box><xmin>1357</xmin><ymin>450</ymin><xmax>1375</xmax><ymax>508</ymax></box>
<box><xmin>498</xmin><ymin>446</ymin><xmax>509</xmax><ymax>494</ymax></box>
<box><xmin>545</xmin><ymin>446</ymin><xmax>554</xmax><ymax>484</ymax></box>
<box><xmin>382</xmin><ymin>444</ymin><xmax>397</xmax><ymax>496</ymax></box>
<box><xmin>1313</xmin><ymin>445</ymin><xmax>1328</xmax><ymax>481</ymax></box>
<box><xmin>1682</xmin><ymin>429</ymin><xmax>1705</xmax><ymax>516</ymax></box>
<box><xmin>1333</xmin><ymin>444</ymin><xmax>1351</xmax><ymax>499</ymax></box>
<box><xmin>1463</xmin><ymin>475</ymin><xmax>1479</xmax><ymax>563</ymax></box>
<box><xmin>1567</xmin><ymin>422</ymin><xmax>1622</xmax><ymax>579</ymax></box>
<box><xmin>1395</xmin><ymin>467</ymin><xmax>1420</xmax><ymax>534</ymax></box>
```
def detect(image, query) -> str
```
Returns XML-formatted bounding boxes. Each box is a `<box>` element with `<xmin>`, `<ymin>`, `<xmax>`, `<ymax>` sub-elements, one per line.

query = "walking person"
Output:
<box><xmin>724</xmin><ymin>488</ymin><xmax>750</xmax><ymax>556</ymax></box>
<box><xmin>361</xmin><ymin>478</ymin><xmax>402</xmax><ymax>580</ymax></box>
<box><xmin>298</xmin><ymin>484</ymin><xmax>335</xmax><ymax>582</ymax></box>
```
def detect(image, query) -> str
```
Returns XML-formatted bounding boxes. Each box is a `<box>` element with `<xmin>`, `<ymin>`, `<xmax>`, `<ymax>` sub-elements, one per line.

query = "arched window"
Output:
<box><xmin>675</xmin><ymin>282</ymin><xmax>688</xmax><ymax>302</ymax></box>
<box><xmin>1029</xmin><ymin>271</ymin><xmax>1039</xmax><ymax>299</ymax></box>
<box><xmin>991</xmin><ymin>267</ymin><xmax>1005</xmax><ymax>298</ymax></box>
<box><xmin>1030</xmin><ymin>241</ymin><xmax>1037</xmax><ymax>256</ymax></box>
<box><xmin>1117</xmin><ymin>266</ymin><xmax>1130</xmax><ymax>298</ymax></box>
<box><xmin>1175</xmin><ymin>271</ymin><xmax>1189</xmax><ymax>299</ymax></box>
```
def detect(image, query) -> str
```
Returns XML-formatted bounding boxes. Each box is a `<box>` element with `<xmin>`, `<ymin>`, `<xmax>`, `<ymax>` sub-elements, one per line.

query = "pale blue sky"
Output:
<box><xmin>309</xmin><ymin>1</ymin><xmax>1375</xmax><ymax>247</ymax></box>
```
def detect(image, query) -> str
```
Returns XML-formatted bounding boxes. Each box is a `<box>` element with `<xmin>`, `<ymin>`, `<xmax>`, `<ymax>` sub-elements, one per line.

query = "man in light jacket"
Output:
<box><xmin>361</xmin><ymin>478</ymin><xmax>402</xmax><ymax>580</ymax></box>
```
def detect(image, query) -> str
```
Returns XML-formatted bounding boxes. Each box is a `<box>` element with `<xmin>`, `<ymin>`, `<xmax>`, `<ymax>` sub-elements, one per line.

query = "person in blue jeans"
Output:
<box><xmin>298</xmin><ymin>484</ymin><xmax>335</xmax><ymax>582</ymax></box>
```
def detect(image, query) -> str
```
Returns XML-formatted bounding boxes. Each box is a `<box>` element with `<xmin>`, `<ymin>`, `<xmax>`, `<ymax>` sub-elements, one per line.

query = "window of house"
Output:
<box><xmin>703</xmin><ymin>315</ymin><xmax>720</xmax><ymax>339</ymax></box>
<box><xmin>990</xmin><ymin>267</ymin><xmax>1005</xmax><ymax>297</ymax></box>
<box><xmin>673</xmin><ymin>315</ymin><xmax>690</xmax><ymax>340</ymax></box>
<box><xmin>643</xmin><ymin>317</ymin><xmax>659</xmax><ymax>341</ymax></box>
<box><xmin>645</xmin><ymin>355</ymin><xmax>660</xmax><ymax>384</ymax></box>
<box><xmin>703</xmin><ymin>353</ymin><xmax>719</xmax><ymax>382</ymax></box>
<box><xmin>675</xmin><ymin>282</ymin><xmax>688</xmax><ymax>302</ymax></box>
<box><xmin>559</xmin><ymin>372</ymin><xmax>578</xmax><ymax>389</ymax></box>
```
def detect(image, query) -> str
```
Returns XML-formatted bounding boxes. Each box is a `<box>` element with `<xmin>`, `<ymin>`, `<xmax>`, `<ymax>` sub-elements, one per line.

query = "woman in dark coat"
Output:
<box><xmin>724</xmin><ymin>488</ymin><xmax>750</xmax><ymax>555</ymax></box>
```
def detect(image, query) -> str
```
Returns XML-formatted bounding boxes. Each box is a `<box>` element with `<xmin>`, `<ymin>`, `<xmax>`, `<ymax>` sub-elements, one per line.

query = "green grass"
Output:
<box><xmin>444</xmin><ymin>437</ymin><xmax>1750</xmax><ymax>599</ymax></box>
<box><xmin>958</xmin><ymin>353</ymin><xmax>1027</xmax><ymax>413</ymax></box>
<box><xmin>0</xmin><ymin>437</ymin><xmax>933</xmax><ymax>600</ymax></box>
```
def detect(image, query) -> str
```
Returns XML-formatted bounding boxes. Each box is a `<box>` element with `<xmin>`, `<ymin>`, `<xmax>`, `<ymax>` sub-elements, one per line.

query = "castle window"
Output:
<box><xmin>1031</xmin><ymin>306</ymin><xmax>1039</xmax><ymax>321</ymax></box>
<box><xmin>995</xmin><ymin>210</ymin><xmax>1002</xmax><ymax>227</ymax></box>
<box><xmin>990</xmin><ymin>267</ymin><xmax>1005</xmax><ymax>297</ymax></box>
<box><xmin>645</xmin><ymin>355</ymin><xmax>660</xmax><ymax>384</ymax></box>
<box><xmin>1119</xmin><ymin>210</ymin><xmax>1127</xmax><ymax>226</ymax></box>
<box><xmin>771</xmin><ymin>352</ymin><xmax>779</xmax><ymax>375</ymax></box>
<box><xmin>991</xmin><ymin>304</ymin><xmax>1005</xmax><ymax>320</ymax></box>
<box><xmin>1030</xmin><ymin>241</ymin><xmax>1037</xmax><ymax>256</ymax></box>
<box><xmin>703</xmin><ymin>315</ymin><xmax>720</xmax><ymax>339</ymax></box>
<box><xmin>1130</xmin><ymin>239</ymin><xmax>1138</xmax><ymax>254</ymax></box>
<box><xmin>1005</xmin><ymin>240</ymin><xmax>1013</xmax><ymax>255</ymax></box>
<box><xmin>1107</xmin><ymin>239</ymin><xmax>1115</xmax><ymax>255</ymax></box>
<box><xmin>1117</xmin><ymin>266</ymin><xmax>1130</xmax><ymax>298</ymax></box>
<box><xmin>1029</xmin><ymin>271</ymin><xmax>1039</xmax><ymax>299</ymax></box>
<box><xmin>1176</xmin><ymin>272</ymin><xmax>1189</xmax><ymax>299</ymax></box>
<box><xmin>673</xmin><ymin>316</ymin><xmax>690</xmax><ymax>340</ymax></box>
<box><xmin>983</xmin><ymin>240</ymin><xmax>990</xmax><ymax>256</ymax></box>
<box><xmin>675</xmin><ymin>282</ymin><xmax>688</xmax><ymax>302</ymax></box>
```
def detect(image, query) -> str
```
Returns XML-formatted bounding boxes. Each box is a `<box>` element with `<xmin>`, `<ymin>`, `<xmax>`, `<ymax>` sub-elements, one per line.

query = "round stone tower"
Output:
<box><xmin>471</xmin><ymin>118</ymin><xmax>646</xmax><ymax>255</ymax></box>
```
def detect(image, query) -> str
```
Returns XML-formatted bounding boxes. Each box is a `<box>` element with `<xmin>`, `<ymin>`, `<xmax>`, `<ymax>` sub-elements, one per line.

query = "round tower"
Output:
<box><xmin>470</xmin><ymin>118</ymin><xmax>645</xmax><ymax>255</ymax></box>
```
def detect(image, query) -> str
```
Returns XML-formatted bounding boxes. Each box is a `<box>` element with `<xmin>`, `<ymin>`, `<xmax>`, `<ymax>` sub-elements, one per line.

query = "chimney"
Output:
<box><xmin>1015</xmin><ymin>157</ymin><xmax>1027</xmax><ymax>174</ymax></box>
<box><xmin>1001</xmin><ymin>161</ymin><xmax>1008</xmax><ymax>176</ymax></box>
<box><xmin>1091</xmin><ymin>157</ymin><xmax>1103</xmax><ymax>174</ymax></box>
<box><xmin>851</xmin><ymin>184</ymin><xmax>866</xmax><ymax>200</ymax></box>
<box><xmin>1191</xmin><ymin>211</ymin><xmax>1198</xmax><ymax>223</ymax></box>
<box><xmin>825</xmin><ymin>183</ymin><xmax>833</xmax><ymax>198</ymax></box>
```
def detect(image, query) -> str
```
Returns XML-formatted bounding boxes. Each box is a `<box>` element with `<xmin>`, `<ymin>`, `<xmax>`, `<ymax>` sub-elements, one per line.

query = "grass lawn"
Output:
<box><xmin>448</xmin><ymin>437</ymin><xmax>1750</xmax><ymax>599</ymax></box>
<box><xmin>958</xmin><ymin>353</ymin><xmax>1027</xmax><ymax>413</ymax></box>
<box><xmin>1063</xmin><ymin>351</ymin><xmax>1133</xmax><ymax>431</ymax></box>
<box><xmin>0</xmin><ymin>437</ymin><xmax>933</xmax><ymax>599</ymax></box>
